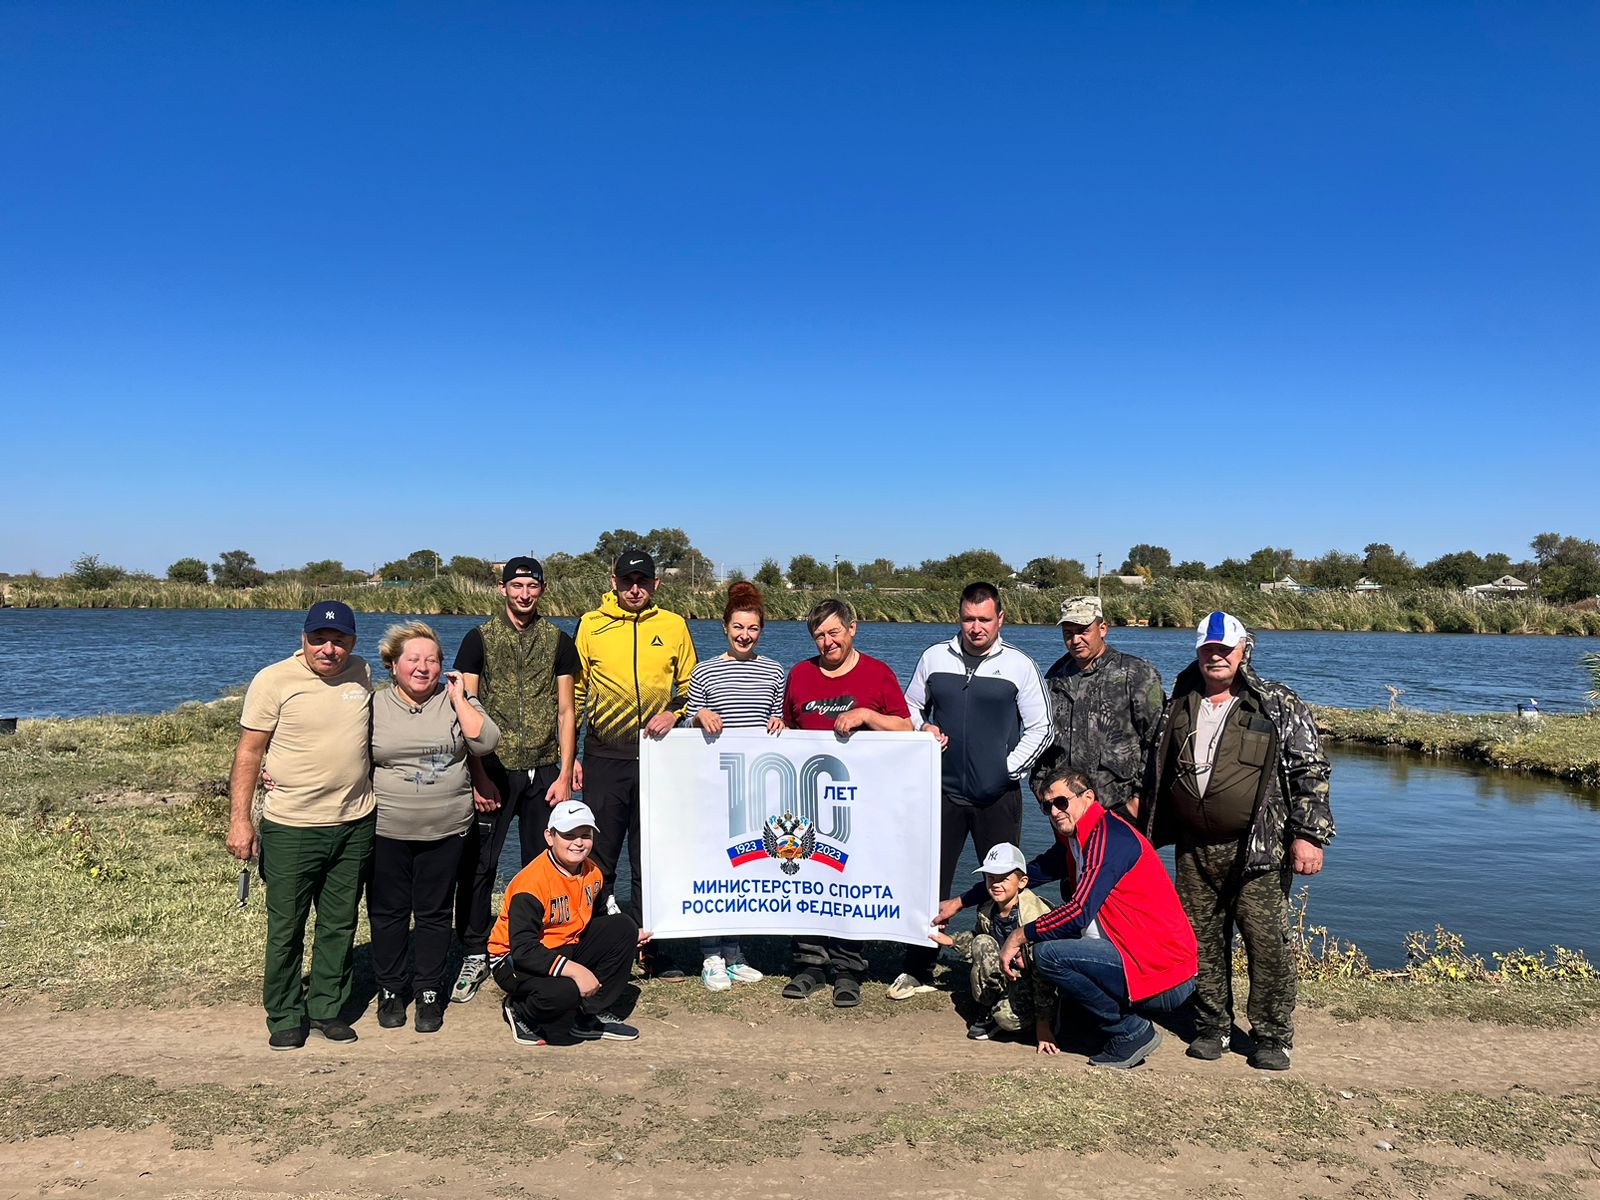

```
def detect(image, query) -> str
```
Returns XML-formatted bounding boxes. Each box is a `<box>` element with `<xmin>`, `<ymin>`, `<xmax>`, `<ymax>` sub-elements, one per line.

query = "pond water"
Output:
<box><xmin>4</xmin><ymin>606</ymin><xmax>1598</xmax><ymax>965</ymax></box>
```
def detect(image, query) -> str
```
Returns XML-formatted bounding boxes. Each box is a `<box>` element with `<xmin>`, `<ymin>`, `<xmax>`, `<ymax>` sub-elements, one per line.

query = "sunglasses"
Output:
<box><xmin>1038</xmin><ymin>793</ymin><xmax>1081</xmax><ymax>813</ymax></box>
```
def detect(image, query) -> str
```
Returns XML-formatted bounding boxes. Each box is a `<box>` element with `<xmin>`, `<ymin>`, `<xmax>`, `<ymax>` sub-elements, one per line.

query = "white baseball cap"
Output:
<box><xmin>548</xmin><ymin>800</ymin><xmax>598</xmax><ymax>834</ymax></box>
<box><xmin>1196</xmin><ymin>610</ymin><xmax>1248</xmax><ymax>650</ymax></box>
<box><xmin>973</xmin><ymin>842</ymin><xmax>1027</xmax><ymax>876</ymax></box>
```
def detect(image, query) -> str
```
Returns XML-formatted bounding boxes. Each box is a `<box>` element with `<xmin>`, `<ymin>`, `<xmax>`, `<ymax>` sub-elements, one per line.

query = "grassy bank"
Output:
<box><xmin>1314</xmin><ymin>705</ymin><xmax>1600</xmax><ymax>789</ymax></box>
<box><xmin>8</xmin><ymin>575</ymin><xmax>1600</xmax><ymax>634</ymax></box>
<box><xmin>2</xmin><ymin>701</ymin><xmax>1597</xmax><ymax>1022</ymax></box>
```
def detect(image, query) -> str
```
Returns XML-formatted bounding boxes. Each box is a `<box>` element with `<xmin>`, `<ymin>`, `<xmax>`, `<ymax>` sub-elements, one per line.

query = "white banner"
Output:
<box><xmin>640</xmin><ymin>729</ymin><xmax>940</xmax><ymax>946</ymax></box>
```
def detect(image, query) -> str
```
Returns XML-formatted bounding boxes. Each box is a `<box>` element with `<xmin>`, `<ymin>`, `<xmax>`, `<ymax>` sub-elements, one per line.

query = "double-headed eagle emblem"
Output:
<box><xmin>762</xmin><ymin>811</ymin><xmax>816</xmax><ymax>875</ymax></box>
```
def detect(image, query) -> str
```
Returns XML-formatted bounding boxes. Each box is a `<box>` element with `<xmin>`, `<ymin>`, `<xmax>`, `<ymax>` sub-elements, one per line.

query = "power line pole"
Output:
<box><xmin>834</xmin><ymin>554</ymin><xmax>840</xmax><ymax>592</ymax></box>
<box><xmin>1096</xmin><ymin>553</ymin><xmax>1103</xmax><ymax>604</ymax></box>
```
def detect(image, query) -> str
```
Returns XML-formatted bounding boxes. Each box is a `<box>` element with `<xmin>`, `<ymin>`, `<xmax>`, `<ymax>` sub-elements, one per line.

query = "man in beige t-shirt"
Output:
<box><xmin>227</xmin><ymin>602</ymin><xmax>375</xmax><ymax>1050</ymax></box>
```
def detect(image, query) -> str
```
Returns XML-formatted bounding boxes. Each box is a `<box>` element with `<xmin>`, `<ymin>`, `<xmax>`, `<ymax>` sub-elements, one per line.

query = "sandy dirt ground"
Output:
<box><xmin>3</xmin><ymin>994</ymin><xmax>1599</xmax><ymax>1200</ymax></box>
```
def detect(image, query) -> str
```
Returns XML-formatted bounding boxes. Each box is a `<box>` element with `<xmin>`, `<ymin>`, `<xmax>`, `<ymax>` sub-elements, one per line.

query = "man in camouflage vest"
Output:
<box><xmin>1141</xmin><ymin>611</ymin><xmax>1335</xmax><ymax>1071</ymax></box>
<box><xmin>1038</xmin><ymin>595</ymin><xmax>1165</xmax><ymax>820</ymax></box>
<box><xmin>448</xmin><ymin>556</ymin><xmax>580</xmax><ymax>1003</ymax></box>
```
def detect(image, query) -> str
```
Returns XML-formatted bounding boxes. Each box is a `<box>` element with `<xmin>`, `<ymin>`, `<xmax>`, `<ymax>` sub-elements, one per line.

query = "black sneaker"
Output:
<box><xmin>1248</xmin><ymin>1041</ymin><xmax>1291</xmax><ymax>1071</ymax></box>
<box><xmin>268</xmin><ymin>1027</ymin><xmax>306</xmax><ymax>1051</ymax></box>
<box><xmin>966</xmin><ymin>1017</ymin><xmax>999</xmax><ymax>1041</ymax></box>
<box><xmin>414</xmin><ymin>990</ymin><xmax>443</xmax><ymax>1034</ymax></box>
<box><xmin>502</xmin><ymin>1000</ymin><xmax>545</xmax><ymax>1047</ymax></box>
<box><xmin>377</xmin><ymin>989</ymin><xmax>406</xmax><ymax>1029</ymax></box>
<box><xmin>593</xmin><ymin>1011</ymin><xmax>640</xmax><ymax>1041</ymax></box>
<box><xmin>308</xmin><ymin>1018</ymin><xmax>358</xmax><ymax>1044</ymax></box>
<box><xmin>642</xmin><ymin>951</ymin><xmax>686</xmax><ymax>982</ymax></box>
<box><xmin>1186</xmin><ymin>1034</ymin><xmax>1229</xmax><ymax>1061</ymax></box>
<box><xmin>570</xmin><ymin>1013</ymin><xmax>606</xmax><ymax>1041</ymax></box>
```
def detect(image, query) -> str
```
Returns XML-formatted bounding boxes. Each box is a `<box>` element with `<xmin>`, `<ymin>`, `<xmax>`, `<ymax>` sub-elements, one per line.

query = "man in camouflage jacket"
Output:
<box><xmin>1141</xmin><ymin>610</ymin><xmax>1335</xmax><ymax>1071</ymax></box>
<box><xmin>1039</xmin><ymin>595</ymin><xmax>1165</xmax><ymax>818</ymax></box>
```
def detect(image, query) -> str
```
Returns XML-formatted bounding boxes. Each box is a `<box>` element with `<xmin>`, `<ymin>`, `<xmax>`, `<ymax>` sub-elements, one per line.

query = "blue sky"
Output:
<box><xmin>3</xmin><ymin>2</ymin><xmax>1595</xmax><ymax>578</ymax></box>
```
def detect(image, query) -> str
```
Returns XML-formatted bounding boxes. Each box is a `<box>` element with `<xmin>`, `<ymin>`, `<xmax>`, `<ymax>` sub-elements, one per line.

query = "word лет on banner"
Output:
<box><xmin>640</xmin><ymin>729</ymin><xmax>940</xmax><ymax>945</ymax></box>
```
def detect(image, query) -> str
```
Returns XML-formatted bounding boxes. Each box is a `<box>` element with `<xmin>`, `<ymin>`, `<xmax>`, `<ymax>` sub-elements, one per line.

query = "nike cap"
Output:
<box><xmin>614</xmin><ymin>549</ymin><xmax>656</xmax><ymax>579</ymax></box>
<box><xmin>548</xmin><ymin>800</ymin><xmax>598</xmax><ymax>834</ymax></box>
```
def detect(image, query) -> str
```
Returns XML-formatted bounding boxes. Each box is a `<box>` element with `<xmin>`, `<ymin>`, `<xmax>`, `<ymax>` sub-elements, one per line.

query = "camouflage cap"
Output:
<box><xmin>1057</xmin><ymin>595</ymin><xmax>1103</xmax><ymax>626</ymax></box>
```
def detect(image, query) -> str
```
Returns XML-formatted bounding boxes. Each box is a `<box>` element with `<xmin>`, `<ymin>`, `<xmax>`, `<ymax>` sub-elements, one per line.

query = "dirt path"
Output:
<box><xmin>3</xmin><ymin>997</ymin><xmax>1599</xmax><ymax>1199</ymax></box>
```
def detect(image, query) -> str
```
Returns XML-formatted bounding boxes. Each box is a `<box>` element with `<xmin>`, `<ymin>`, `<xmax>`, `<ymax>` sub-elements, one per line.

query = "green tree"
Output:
<box><xmin>1245</xmin><ymin>546</ymin><xmax>1296</xmax><ymax>583</ymax></box>
<box><xmin>1021</xmin><ymin>556</ymin><xmax>1087</xmax><ymax>588</ymax></box>
<box><xmin>858</xmin><ymin>557</ymin><xmax>900</xmax><ymax>588</ymax></box>
<box><xmin>643</xmin><ymin>527</ymin><xmax>693</xmax><ymax>569</ymax></box>
<box><xmin>1419</xmin><ymin>550</ymin><xmax>1485</xmax><ymax>589</ymax></box>
<box><xmin>379</xmin><ymin>549</ymin><xmax>443</xmax><ymax>582</ymax></box>
<box><xmin>166</xmin><ymin>556</ymin><xmax>210</xmax><ymax>585</ymax></box>
<box><xmin>1173</xmin><ymin>559</ymin><xmax>1209</xmax><ymax>581</ymax></box>
<box><xmin>300</xmin><ymin>559</ymin><xmax>349</xmax><ymax>586</ymax></box>
<box><xmin>1212</xmin><ymin>558</ymin><xmax>1252</xmax><ymax>586</ymax></box>
<box><xmin>1119</xmin><ymin>544</ymin><xmax>1172</xmax><ymax>576</ymax></box>
<box><xmin>836</xmin><ymin>559</ymin><xmax>860</xmax><ymax>588</ymax></box>
<box><xmin>446</xmin><ymin>555</ymin><xmax>494</xmax><ymax>582</ymax></box>
<box><xmin>1361</xmin><ymin>543</ymin><xmax>1416</xmax><ymax>587</ymax></box>
<box><xmin>787</xmin><ymin>554</ymin><xmax>830</xmax><ymax>589</ymax></box>
<box><xmin>592</xmin><ymin>528</ymin><xmax>648</xmax><ymax>567</ymax></box>
<box><xmin>1531</xmin><ymin>532</ymin><xmax>1600</xmax><ymax>603</ymax></box>
<box><xmin>1303</xmin><ymin>550</ymin><xmax>1363</xmax><ymax>589</ymax></box>
<box><xmin>213</xmin><ymin>549</ymin><xmax>267</xmax><ymax>589</ymax></box>
<box><xmin>920</xmin><ymin>548</ymin><xmax>1011</xmax><ymax>584</ymax></box>
<box><xmin>725</xmin><ymin>566</ymin><xmax>748</xmax><ymax>583</ymax></box>
<box><xmin>754</xmin><ymin>558</ymin><xmax>786</xmax><ymax>588</ymax></box>
<box><xmin>70</xmin><ymin>553</ymin><xmax>125</xmax><ymax>589</ymax></box>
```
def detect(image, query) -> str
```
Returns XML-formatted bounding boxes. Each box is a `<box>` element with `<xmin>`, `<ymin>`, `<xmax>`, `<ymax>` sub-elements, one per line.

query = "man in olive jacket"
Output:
<box><xmin>1141</xmin><ymin>610</ymin><xmax>1335</xmax><ymax>1072</ymax></box>
<box><xmin>450</xmin><ymin>556</ymin><xmax>579</xmax><ymax>1003</ymax></box>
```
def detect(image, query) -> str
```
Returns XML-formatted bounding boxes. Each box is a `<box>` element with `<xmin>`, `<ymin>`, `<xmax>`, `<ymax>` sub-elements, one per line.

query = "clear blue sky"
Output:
<box><xmin>3</xmin><ymin>1</ymin><xmax>1595</xmax><ymax>578</ymax></box>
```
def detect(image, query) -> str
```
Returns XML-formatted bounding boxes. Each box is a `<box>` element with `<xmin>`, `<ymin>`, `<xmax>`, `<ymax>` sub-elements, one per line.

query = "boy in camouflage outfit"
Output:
<box><xmin>941</xmin><ymin>843</ymin><xmax>1059</xmax><ymax>1052</ymax></box>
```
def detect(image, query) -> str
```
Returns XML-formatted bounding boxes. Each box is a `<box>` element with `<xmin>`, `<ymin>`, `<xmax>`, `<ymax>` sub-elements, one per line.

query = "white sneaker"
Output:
<box><xmin>886</xmin><ymin>972</ymin><xmax>935</xmax><ymax>1001</ymax></box>
<box><xmin>726</xmin><ymin>962</ymin><xmax>764</xmax><ymax>983</ymax></box>
<box><xmin>701</xmin><ymin>956</ymin><xmax>732</xmax><ymax>992</ymax></box>
<box><xmin>451</xmin><ymin>955</ymin><xmax>489</xmax><ymax>1004</ymax></box>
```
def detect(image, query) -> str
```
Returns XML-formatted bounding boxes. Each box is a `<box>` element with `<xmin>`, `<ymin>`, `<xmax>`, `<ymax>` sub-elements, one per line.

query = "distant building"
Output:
<box><xmin>1353</xmin><ymin>577</ymin><xmax>1383</xmax><ymax>593</ymax></box>
<box><xmin>1465</xmin><ymin>575</ymin><xmax>1530</xmax><ymax>596</ymax></box>
<box><xmin>1260</xmin><ymin>575</ymin><xmax>1306</xmax><ymax>593</ymax></box>
<box><xmin>1114</xmin><ymin>574</ymin><xmax>1148</xmax><ymax>590</ymax></box>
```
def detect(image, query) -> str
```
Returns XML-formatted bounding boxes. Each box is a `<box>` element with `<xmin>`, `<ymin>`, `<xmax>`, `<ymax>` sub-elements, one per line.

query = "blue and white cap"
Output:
<box><xmin>1195</xmin><ymin>610</ymin><xmax>1247</xmax><ymax>650</ymax></box>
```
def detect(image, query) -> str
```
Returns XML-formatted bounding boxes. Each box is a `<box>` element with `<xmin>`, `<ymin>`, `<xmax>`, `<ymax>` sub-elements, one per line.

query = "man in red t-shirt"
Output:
<box><xmin>780</xmin><ymin>598</ymin><xmax>913</xmax><ymax>1008</ymax></box>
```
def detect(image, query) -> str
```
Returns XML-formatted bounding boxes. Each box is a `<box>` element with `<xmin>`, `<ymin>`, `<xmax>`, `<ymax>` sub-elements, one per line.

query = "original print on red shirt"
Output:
<box><xmin>783</xmin><ymin>653</ymin><xmax>910</xmax><ymax>731</ymax></box>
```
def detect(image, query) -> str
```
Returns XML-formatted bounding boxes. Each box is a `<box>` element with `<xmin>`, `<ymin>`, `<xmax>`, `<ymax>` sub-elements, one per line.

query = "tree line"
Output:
<box><xmin>34</xmin><ymin>530</ymin><xmax>1600</xmax><ymax>607</ymax></box>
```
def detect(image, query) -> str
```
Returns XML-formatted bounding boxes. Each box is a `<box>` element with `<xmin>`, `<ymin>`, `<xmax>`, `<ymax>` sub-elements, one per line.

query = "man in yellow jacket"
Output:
<box><xmin>573</xmin><ymin>549</ymin><xmax>697</xmax><ymax>974</ymax></box>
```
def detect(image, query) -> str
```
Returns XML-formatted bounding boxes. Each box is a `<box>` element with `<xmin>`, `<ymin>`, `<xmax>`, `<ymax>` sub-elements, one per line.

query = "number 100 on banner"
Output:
<box><xmin>640</xmin><ymin>729</ymin><xmax>940</xmax><ymax>945</ymax></box>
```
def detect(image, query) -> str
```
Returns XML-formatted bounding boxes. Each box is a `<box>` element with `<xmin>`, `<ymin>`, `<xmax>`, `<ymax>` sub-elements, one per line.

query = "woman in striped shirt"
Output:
<box><xmin>682</xmin><ymin>581</ymin><xmax>786</xmax><ymax>990</ymax></box>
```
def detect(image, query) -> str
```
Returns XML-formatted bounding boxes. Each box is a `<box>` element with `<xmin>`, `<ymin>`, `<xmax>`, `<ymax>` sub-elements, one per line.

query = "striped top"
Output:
<box><xmin>682</xmin><ymin>654</ymin><xmax>786</xmax><ymax>729</ymax></box>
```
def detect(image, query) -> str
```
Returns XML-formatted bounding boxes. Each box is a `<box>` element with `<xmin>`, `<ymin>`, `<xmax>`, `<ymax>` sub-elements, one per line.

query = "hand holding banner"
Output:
<box><xmin>640</xmin><ymin>729</ymin><xmax>940</xmax><ymax>945</ymax></box>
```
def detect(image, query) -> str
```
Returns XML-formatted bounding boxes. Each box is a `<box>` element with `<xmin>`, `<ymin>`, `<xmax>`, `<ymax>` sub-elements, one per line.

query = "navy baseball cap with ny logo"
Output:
<box><xmin>304</xmin><ymin>601</ymin><xmax>358</xmax><ymax>637</ymax></box>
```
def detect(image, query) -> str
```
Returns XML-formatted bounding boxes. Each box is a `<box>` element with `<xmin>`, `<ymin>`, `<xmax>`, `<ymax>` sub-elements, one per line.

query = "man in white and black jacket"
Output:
<box><xmin>892</xmin><ymin>581</ymin><xmax>1054</xmax><ymax>999</ymax></box>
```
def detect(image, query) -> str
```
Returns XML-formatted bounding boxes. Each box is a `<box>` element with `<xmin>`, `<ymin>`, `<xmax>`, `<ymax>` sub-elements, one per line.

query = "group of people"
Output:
<box><xmin>226</xmin><ymin>550</ymin><xmax>1335</xmax><ymax>1070</ymax></box>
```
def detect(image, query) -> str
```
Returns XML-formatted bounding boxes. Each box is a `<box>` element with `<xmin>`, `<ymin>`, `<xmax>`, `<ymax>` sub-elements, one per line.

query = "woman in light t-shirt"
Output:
<box><xmin>369</xmin><ymin>621</ymin><xmax>499</xmax><ymax>1033</ymax></box>
<box><xmin>681</xmin><ymin>582</ymin><xmax>785</xmax><ymax>991</ymax></box>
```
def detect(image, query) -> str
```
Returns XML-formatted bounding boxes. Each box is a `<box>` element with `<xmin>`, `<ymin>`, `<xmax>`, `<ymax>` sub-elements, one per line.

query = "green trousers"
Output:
<box><xmin>1175</xmin><ymin>839</ymin><xmax>1296</xmax><ymax>1048</ymax></box>
<box><xmin>259</xmin><ymin>814</ymin><xmax>375</xmax><ymax>1032</ymax></box>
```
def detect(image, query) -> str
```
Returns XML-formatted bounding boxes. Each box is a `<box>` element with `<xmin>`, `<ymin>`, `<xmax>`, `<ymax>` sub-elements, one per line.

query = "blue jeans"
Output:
<box><xmin>1032</xmin><ymin>935</ymin><xmax>1194</xmax><ymax>1043</ymax></box>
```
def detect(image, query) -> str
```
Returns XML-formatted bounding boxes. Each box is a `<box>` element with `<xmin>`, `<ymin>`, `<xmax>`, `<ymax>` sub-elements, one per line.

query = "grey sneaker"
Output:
<box><xmin>593</xmin><ymin>1011</ymin><xmax>640</xmax><ymax>1041</ymax></box>
<box><xmin>451</xmin><ymin>955</ymin><xmax>489</xmax><ymax>1004</ymax></box>
<box><xmin>1089</xmin><ymin>1023</ymin><xmax>1162</xmax><ymax>1069</ymax></box>
<box><xmin>966</xmin><ymin>1017</ymin><xmax>999</xmax><ymax>1041</ymax></box>
<box><xmin>886</xmin><ymin>972</ymin><xmax>935</xmax><ymax>1001</ymax></box>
